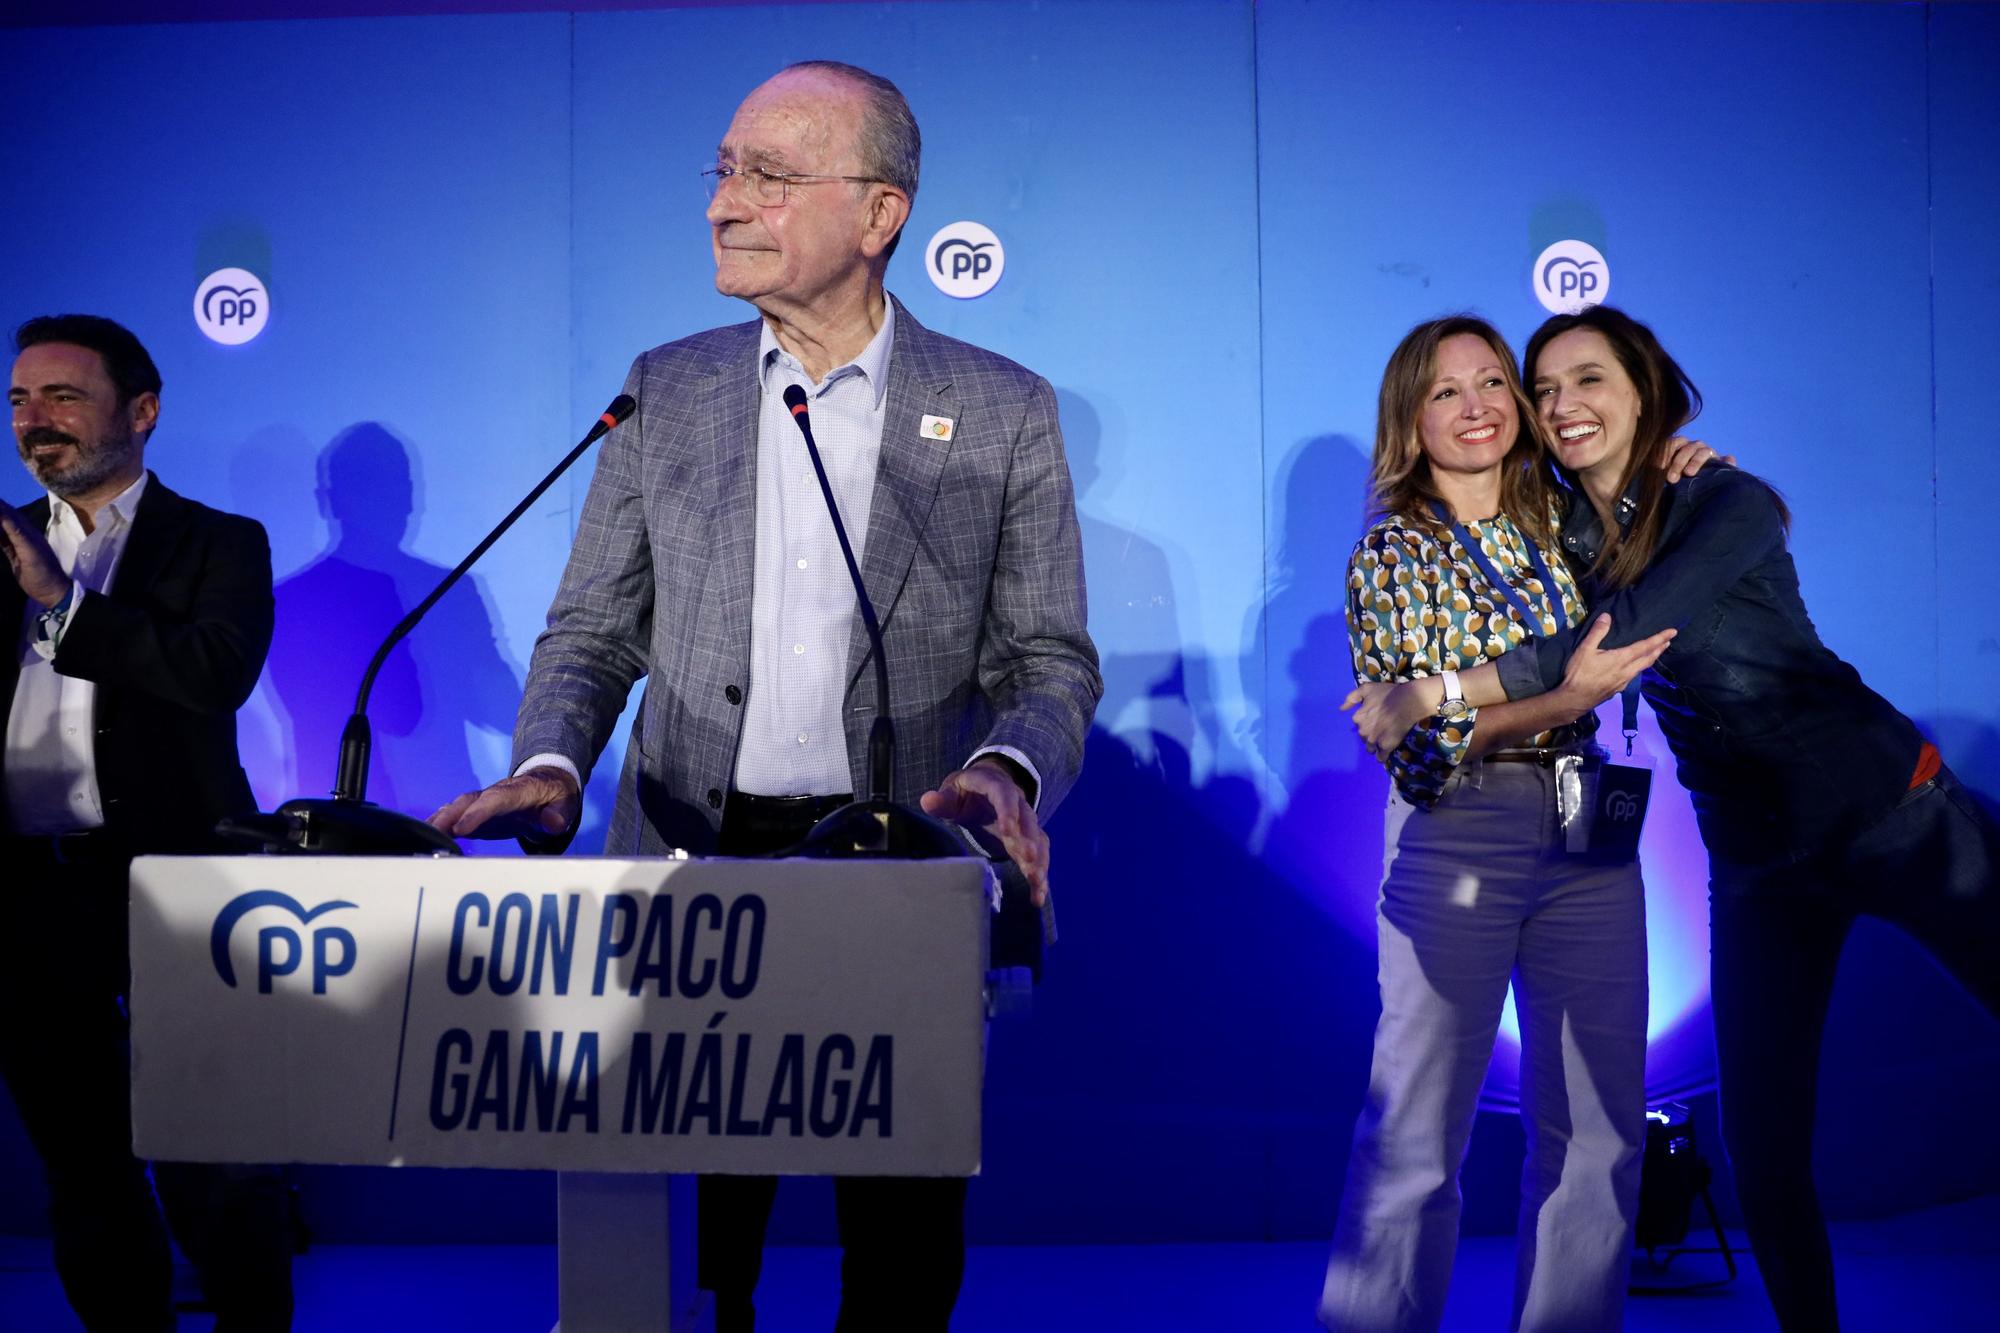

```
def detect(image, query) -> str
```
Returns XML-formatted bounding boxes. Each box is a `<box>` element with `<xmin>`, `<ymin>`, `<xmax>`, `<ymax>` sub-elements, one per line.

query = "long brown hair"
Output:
<box><xmin>1522</xmin><ymin>305</ymin><xmax>1788</xmax><ymax>590</ymax></box>
<box><xmin>1369</xmin><ymin>314</ymin><xmax>1560</xmax><ymax>548</ymax></box>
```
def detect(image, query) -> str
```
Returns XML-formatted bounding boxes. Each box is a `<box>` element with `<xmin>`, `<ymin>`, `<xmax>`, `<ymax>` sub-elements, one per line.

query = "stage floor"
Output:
<box><xmin>3</xmin><ymin>1192</ymin><xmax>1994</xmax><ymax>1330</ymax></box>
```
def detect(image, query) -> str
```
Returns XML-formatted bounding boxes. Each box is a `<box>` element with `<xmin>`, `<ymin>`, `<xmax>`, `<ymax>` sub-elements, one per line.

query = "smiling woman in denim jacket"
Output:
<box><xmin>1318</xmin><ymin>315</ymin><xmax>1678</xmax><ymax>1333</ymax></box>
<box><xmin>1349</xmin><ymin>305</ymin><xmax>2000</xmax><ymax>1332</ymax></box>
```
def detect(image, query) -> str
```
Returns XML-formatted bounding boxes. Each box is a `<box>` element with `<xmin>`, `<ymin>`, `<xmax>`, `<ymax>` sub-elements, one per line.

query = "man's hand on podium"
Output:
<box><xmin>430</xmin><ymin>766</ymin><xmax>579</xmax><ymax>843</ymax></box>
<box><xmin>920</xmin><ymin>759</ymin><xmax>1050</xmax><ymax>907</ymax></box>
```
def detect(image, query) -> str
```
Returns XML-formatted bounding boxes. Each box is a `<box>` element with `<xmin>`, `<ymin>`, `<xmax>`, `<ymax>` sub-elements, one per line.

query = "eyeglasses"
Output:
<box><xmin>701</xmin><ymin>164</ymin><xmax>886</xmax><ymax>207</ymax></box>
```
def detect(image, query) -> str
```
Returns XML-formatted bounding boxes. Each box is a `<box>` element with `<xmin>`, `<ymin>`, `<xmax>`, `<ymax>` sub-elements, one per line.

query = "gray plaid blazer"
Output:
<box><xmin>513</xmin><ymin>294</ymin><xmax>1101</xmax><ymax>854</ymax></box>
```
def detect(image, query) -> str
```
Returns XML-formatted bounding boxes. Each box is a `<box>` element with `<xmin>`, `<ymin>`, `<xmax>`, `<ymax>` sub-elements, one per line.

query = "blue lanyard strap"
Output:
<box><xmin>1429</xmin><ymin>502</ymin><xmax>1563</xmax><ymax>638</ymax></box>
<box><xmin>1428</xmin><ymin>503</ymin><xmax>1641</xmax><ymax>752</ymax></box>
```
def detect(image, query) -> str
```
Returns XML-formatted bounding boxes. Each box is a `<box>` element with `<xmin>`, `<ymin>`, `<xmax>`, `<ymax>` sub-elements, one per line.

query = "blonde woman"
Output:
<box><xmin>1321</xmin><ymin>315</ymin><xmax>1675</xmax><ymax>1332</ymax></box>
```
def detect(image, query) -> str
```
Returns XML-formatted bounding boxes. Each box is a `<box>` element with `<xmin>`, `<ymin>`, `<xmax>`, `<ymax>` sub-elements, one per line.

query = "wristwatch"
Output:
<box><xmin>1436</xmin><ymin>668</ymin><xmax>1470</xmax><ymax>722</ymax></box>
<box><xmin>36</xmin><ymin>580</ymin><xmax>76</xmax><ymax>644</ymax></box>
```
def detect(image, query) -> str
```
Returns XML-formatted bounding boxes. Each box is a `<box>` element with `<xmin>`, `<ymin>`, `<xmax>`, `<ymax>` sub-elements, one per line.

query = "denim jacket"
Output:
<box><xmin>1494</xmin><ymin>465</ymin><xmax>1922</xmax><ymax>867</ymax></box>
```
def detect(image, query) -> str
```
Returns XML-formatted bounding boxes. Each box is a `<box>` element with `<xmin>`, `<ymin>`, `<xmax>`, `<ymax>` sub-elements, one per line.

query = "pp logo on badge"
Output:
<box><xmin>926</xmin><ymin>221</ymin><xmax>1005</xmax><ymax>300</ymax></box>
<box><xmin>194</xmin><ymin>267</ymin><xmax>270</xmax><ymax>345</ymax></box>
<box><xmin>1532</xmin><ymin>240</ymin><xmax>1609</xmax><ymax>315</ymax></box>
<box><xmin>210</xmin><ymin>890</ymin><xmax>358</xmax><ymax>995</ymax></box>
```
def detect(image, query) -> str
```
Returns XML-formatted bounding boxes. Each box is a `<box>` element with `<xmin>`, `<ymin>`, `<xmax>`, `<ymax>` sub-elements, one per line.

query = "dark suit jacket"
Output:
<box><xmin>1</xmin><ymin>473</ymin><xmax>274</xmax><ymax>852</ymax></box>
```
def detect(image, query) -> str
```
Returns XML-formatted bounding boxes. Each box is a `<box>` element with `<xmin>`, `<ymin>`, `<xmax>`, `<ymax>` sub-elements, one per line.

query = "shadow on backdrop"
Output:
<box><xmin>265</xmin><ymin>424</ymin><xmax>519</xmax><ymax>824</ymax></box>
<box><xmin>257</xmin><ymin>422</ymin><xmax>628</xmax><ymax>853</ymax></box>
<box><xmin>949</xmin><ymin>395</ymin><xmax>1381</xmax><ymax>1248</ymax></box>
<box><xmin>1253</xmin><ymin>432</ymin><xmax>1381</xmax><ymax>946</ymax></box>
<box><xmin>1249</xmin><ymin>430</ymin><xmax>1540</xmax><ymax>1234</ymax></box>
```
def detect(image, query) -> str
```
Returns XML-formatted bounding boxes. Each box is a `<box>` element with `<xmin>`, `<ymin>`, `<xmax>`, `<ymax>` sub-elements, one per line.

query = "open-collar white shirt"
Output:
<box><xmin>5</xmin><ymin>471</ymin><xmax>150</xmax><ymax>834</ymax></box>
<box><xmin>731</xmin><ymin>306</ymin><xmax>895</xmax><ymax>796</ymax></box>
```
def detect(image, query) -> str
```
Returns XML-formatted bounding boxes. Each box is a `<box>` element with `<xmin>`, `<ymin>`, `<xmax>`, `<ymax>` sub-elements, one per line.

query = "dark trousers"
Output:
<box><xmin>1709</xmin><ymin>766</ymin><xmax>2000</xmax><ymax>1332</ymax></box>
<box><xmin>698</xmin><ymin>794</ymin><xmax>971</xmax><ymax>1333</ymax></box>
<box><xmin>0</xmin><ymin>836</ymin><xmax>294</xmax><ymax>1332</ymax></box>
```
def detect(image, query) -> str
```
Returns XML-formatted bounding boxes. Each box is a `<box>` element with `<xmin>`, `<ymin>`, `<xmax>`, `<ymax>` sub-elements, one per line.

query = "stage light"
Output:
<box><xmin>1630</xmin><ymin>1101</ymin><xmax>1739</xmax><ymax>1295</ymax></box>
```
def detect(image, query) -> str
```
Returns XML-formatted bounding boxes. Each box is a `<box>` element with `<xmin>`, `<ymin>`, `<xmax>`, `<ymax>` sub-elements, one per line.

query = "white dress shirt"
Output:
<box><xmin>4</xmin><ymin>472</ymin><xmax>149</xmax><ymax>834</ymax></box>
<box><xmin>730</xmin><ymin>310</ymin><xmax>894</xmax><ymax>795</ymax></box>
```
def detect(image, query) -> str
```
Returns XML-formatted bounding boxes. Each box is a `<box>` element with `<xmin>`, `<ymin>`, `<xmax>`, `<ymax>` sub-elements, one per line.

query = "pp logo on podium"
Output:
<box><xmin>194</xmin><ymin>267</ymin><xmax>270</xmax><ymax>345</ymax></box>
<box><xmin>925</xmin><ymin>221</ymin><xmax>1004</xmax><ymax>300</ymax></box>
<box><xmin>1532</xmin><ymin>240</ymin><xmax>1609</xmax><ymax>315</ymax></box>
<box><xmin>210</xmin><ymin>890</ymin><xmax>357</xmax><ymax>994</ymax></box>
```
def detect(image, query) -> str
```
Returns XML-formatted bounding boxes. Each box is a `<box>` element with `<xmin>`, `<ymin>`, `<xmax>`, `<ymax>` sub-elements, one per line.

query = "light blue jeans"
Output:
<box><xmin>1320</xmin><ymin>761</ymin><xmax>1649</xmax><ymax>1332</ymax></box>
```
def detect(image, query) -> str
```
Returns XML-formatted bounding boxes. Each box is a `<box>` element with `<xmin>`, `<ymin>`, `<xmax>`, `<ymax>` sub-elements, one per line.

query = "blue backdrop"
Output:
<box><xmin>2</xmin><ymin>0</ymin><xmax>1995</xmax><ymax>1246</ymax></box>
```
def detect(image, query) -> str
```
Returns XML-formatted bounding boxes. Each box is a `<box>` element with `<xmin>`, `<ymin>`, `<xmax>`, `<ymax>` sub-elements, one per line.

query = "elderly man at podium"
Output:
<box><xmin>432</xmin><ymin>60</ymin><xmax>1099</xmax><ymax>1331</ymax></box>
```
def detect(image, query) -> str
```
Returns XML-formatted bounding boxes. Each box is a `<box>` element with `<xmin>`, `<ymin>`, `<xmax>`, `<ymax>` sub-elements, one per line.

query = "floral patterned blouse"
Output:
<box><xmin>1346</xmin><ymin>506</ymin><xmax>1595</xmax><ymax>808</ymax></box>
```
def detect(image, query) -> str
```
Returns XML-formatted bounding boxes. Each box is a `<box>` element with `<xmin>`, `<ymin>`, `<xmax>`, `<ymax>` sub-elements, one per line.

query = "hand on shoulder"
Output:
<box><xmin>1660</xmin><ymin>434</ymin><xmax>1737</xmax><ymax>486</ymax></box>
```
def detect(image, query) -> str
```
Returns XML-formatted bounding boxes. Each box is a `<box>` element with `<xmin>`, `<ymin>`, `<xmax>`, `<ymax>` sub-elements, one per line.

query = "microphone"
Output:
<box><xmin>779</xmin><ymin>383</ymin><xmax>963</xmax><ymax>858</ymax></box>
<box><xmin>232</xmin><ymin>395</ymin><xmax>638</xmax><ymax>855</ymax></box>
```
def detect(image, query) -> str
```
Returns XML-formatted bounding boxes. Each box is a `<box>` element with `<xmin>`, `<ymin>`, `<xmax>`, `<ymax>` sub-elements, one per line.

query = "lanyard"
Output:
<box><xmin>1429</xmin><ymin>503</ymin><xmax>1646</xmax><ymax>756</ymax></box>
<box><xmin>1430</xmin><ymin>502</ymin><xmax>1563</xmax><ymax>638</ymax></box>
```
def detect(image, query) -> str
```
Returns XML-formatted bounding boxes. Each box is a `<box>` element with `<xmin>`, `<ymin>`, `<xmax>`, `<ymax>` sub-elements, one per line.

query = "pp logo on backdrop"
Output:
<box><xmin>1532</xmin><ymin>241</ymin><xmax>1609</xmax><ymax>315</ymax></box>
<box><xmin>926</xmin><ymin>221</ymin><xmax>1004</xmax><ymax>299</ymax></box>
<box><xmin>194</xmin><ymin>267</ymin><xmax>270</xmax><ymax>345</ymax></box>
<box><xmin>210</xmin><ymin>890</ymin><xmax>357</xmax><ymax>994</ymax></box>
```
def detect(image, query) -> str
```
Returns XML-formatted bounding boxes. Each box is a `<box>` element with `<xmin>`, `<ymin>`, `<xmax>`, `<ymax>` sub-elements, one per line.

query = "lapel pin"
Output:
<box><xmin>919</xmin><ymin>414</ymin><xmax>955</xmax><ymax>442</ymax></box>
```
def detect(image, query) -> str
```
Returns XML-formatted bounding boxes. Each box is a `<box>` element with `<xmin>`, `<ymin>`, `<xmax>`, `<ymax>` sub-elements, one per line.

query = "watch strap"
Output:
<box><xmin>36</xmin><ymin>582</ymin><xmax>77</xmax><ymax>644</ymax></box>
<box><xmin>1436</xmin><ymin>668</ymin><xmax>1469</xmax><ymax>721</ymax></box>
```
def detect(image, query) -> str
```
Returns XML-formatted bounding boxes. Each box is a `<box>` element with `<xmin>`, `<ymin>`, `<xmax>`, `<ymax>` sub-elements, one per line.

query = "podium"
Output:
<box><xmin>127</xmin><ymin>855</ymin><xmax>996</xmax><ymax>1332</ymax></box>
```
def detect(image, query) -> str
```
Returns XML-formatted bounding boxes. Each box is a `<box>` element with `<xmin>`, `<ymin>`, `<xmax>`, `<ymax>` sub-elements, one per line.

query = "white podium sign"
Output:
<box><xmin>129</xmin><ymin>856</ymin><xmax>992</xmax><ymax>1178</ymax></box>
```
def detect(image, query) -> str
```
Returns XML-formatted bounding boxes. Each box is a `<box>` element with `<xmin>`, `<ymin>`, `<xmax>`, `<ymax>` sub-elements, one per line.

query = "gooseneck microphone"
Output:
<box><xmin>779</xmin><ymin>383</ymin><xmax>962</xmax><ymax>858</ymax></box>
<box><xmin>333</xmin><ymin>395</ymin><xmax>638</xmax><ymax>805</ymax></box>
<box><xmin>784</xmin><ymin>384</ymin><xmax>894</xmax><ymax>803</ymax></box>
<box><xmin>221</xmin><ymin>395</ymin><xmax>638</xmax><ymax>855</ymax></box>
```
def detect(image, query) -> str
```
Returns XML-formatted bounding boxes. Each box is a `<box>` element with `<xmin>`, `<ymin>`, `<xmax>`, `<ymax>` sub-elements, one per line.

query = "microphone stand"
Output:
<box><xmin>776</xmin><ymin>384</ymin><xmax>965</xmax><ymax>860</ymax></box>
<box><xmin>218</xmin><ymin>396</ymin><xmax>636</xmax><ymax>855</ymax></box>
